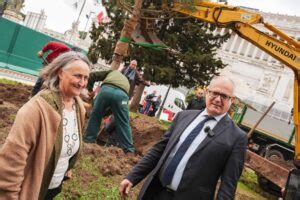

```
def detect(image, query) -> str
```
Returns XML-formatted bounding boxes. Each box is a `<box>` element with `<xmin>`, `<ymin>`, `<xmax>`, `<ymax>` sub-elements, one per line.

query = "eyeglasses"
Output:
<box><xmin>207</xmin><ymin>90</ymin><xmax>232</xmax><ymax>101</ymax></box>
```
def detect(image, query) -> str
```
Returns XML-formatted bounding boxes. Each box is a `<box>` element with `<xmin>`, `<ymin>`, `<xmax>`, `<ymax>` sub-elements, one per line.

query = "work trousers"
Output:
<box><xmin>143</xmin><ymin>100</ymin><xmax>152</xmax><ymax>114</ymax></box>
<box><xmin>84</xmin><ymin>85</ymin><xmax>135</xmax><ymax>153</ymax></box>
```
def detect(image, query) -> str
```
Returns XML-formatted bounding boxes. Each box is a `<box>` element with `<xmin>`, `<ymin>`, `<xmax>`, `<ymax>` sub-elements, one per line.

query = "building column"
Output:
<box><xmin>273</xmin><ymin>74</ymin><xmax>290</xmax><ymax>100</ymax></box>
<box><xmin>229</xmin><ymin>34</ymin><xmax>239</xmax><ymax>53</ymax></box>
<box><xmin>236</xmin><ymin>39</ymin><xmax>245</xmax><ymax>54</ymax></box>
<box><xmin>244</xmin><ymin>42</ymin><xmax>252</xmax><ymax>56</ymax></box>
<box><xmin>251</xmin><ymin>47</ymin><xmax>259</xmax><ymax>59</ymax></box>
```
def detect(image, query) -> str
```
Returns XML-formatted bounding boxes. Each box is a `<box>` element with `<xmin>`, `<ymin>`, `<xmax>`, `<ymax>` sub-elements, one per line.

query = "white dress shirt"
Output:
<box><xmin>164</xmin><ymin>109</ymin><xmax>227</xmax><ymax>190</ymax></box>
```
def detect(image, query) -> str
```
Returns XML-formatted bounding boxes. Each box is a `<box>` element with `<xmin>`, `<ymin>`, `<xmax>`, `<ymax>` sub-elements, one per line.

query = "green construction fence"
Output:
<box><xmin>0</xmin><ymin>17</ymin><xmax>80</xmax><ymax>76</ymax></box>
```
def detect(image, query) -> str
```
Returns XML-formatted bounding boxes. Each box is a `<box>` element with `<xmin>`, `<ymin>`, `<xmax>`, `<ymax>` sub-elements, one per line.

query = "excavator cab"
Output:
<box><xmin>283</xmin><ymin>169</ymin><xmax>300</xmax><ymax>200</ymax></box>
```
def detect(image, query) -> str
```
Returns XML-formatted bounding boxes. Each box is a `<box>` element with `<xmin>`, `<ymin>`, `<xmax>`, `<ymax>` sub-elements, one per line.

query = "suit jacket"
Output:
<box><xmin>126</xmin><ymin>110</ymin><xmax>247</xmax><ymax>200</ymax></box>
<box><xmin>186</xmin><ymin>96</ymin><xmax>206</xmax><ymax>110</ymax></box>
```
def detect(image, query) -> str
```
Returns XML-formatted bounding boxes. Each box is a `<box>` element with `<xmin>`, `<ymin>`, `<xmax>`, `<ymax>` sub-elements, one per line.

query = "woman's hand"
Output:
<box><xmin>63</xmin><ymin>170</ymin><xmax>73</xmax><ymax>181</ymax></box>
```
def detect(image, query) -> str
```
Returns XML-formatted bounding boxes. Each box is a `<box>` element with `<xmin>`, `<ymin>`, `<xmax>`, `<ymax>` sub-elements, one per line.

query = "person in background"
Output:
<box><xmin>31</xmin><ymin>41</ymin><xmax>71</xmax><ymax>97</ymax></box>
<box><xmin>148</xmin><ymin>95</ymin><xmax>162</xmax><ymax>117</ymax></box>
<box><xmin>84</xmin><ymin>69</ymin><xmax>135</xmax><ymax>153</ymax></box>
<box><xmin>143</xmin><ymin>90</ymin><xmax>157</xmax><ymax>115</ymax></box>
<box><xmin>0</xmin><ymin>52</ymin><xmax>91</xmax><ymax>199</ymax></box>
<box><xmin>119</xmin><ymin>76</ymin><xmax>247</xmax><ymax>200</ymax></box>
<box><xmin>139</xmin><ymin>91</ymin><xmax>148</xmax><ymax>113</ymax></box>
<box><xmin>186</xmin><ymin>87</ymin><xmax>206</xmax><ymax>110</ymax></box>
<box><xmin>121</xmin><ymin>60</ymin><xmax>150</xmax><ymax>99</ymax></box>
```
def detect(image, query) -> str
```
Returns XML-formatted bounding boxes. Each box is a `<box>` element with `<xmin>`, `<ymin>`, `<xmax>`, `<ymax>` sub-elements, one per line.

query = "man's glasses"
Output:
<box><xmin>207</xmin><ymin>90</ymin><xmax>232</xmax><ymax>101</ymax></box>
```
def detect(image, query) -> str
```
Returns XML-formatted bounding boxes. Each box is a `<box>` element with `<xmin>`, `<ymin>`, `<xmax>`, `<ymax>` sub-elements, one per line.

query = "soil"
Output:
<box><xmin>0</xmin><ymin>81</ymin><xmax>275</xmax><ymax>199</ymax></box>
<box><xmin>0</xmin><ymin>83</ymin><xmax>32</xmax><ymax>144</ymax></box>
<box><xmin>130</xmin><ymin>114</ymin><xmax>165</xmax><ymax>155</ymax></box>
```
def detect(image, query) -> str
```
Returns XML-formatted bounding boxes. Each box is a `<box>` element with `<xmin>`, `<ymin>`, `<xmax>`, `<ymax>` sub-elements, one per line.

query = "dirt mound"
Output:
<box><xmin>0</xmin><ymin>83</ymin><xmax>31</xmax><ymax>107</ymax></box>
<box><xmin>235</xmin><ymin>193</ymin><xmax>258</xmax><ymax>200</ymax></box>
<box><xmin>269</xmin><ymin>157</ymin><xmax>294</xmax><ymax>171</ymax></box>
<box><xmin>131</xmin><ymin>114</ymin><xmax>165</xmax><ymax>155</ymax></box>
<box><xmin>82</xmin><ymin>144</ymin><xmax>140</xmax><ymax>176</ymax></box>
<box><xmin>81</xmin><ymin>115</ymin><xmax>165</xmax><ymax>178</ymax></box>
<box><xmin>0</xmin><ymin>82</ymin><xmax>31</xmax><ymax>143</ymax></box>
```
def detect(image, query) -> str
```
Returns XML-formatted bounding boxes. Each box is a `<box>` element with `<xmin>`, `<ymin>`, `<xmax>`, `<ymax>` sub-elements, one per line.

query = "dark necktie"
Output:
<box><xmin>161</xmin><ymin>115</ymin><xmax>215</xmax><ymax>187</ymax></box>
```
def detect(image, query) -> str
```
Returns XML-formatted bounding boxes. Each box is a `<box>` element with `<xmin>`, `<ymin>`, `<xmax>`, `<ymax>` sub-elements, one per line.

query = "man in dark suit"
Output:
<box><xmin>186</xmin><ymin>87</ymin><xmax>206</xmax><ymax>110</ymax></box>
<box><xmin>119</xmin><ymin>76</ymin><xmax>247</xmax><ymax>200</ymax></box>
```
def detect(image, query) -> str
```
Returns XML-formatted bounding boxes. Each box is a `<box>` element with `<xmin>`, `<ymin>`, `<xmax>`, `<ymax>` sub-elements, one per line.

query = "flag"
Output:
<box><xmin>97</xmin><ymin>11</ymin><xmax>104</xmax><ymax>23</ymax></box>
<box><xmin>63</xmin><ymin>0</ymin><xmax>80</xmax><ymax>10</ymax></box>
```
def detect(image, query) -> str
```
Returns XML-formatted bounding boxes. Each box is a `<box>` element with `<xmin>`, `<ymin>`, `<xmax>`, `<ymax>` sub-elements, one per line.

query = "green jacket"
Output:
<box><xmin>87</xmin><ymin>70</ymin><xmax>130</xmax><ymax>95</ymax></box>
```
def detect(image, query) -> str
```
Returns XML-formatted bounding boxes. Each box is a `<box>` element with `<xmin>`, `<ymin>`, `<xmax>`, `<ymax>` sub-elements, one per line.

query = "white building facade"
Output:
<box><xmin>216</xmin><ymin>12</ymin><xmax>300</xmax><ymax>121</ymax></box>
<box><xmin>24</xmin><ymin>10</ymin><xmax>47</xmax><ymax>31</ymax></box>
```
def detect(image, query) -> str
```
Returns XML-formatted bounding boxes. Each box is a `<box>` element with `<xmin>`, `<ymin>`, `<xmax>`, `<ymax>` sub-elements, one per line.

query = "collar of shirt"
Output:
<box><xmin>200</xmin><ymin>109</ymin><xmax>227</xmax><ymax>123</ymax></box>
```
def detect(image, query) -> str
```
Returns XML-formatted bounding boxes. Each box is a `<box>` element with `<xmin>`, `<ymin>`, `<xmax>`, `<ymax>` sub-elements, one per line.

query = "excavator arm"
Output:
<box><xmin>172</xmin><ymin>1</ymin><xmax>300</xmax><ymax>69</ymax></box>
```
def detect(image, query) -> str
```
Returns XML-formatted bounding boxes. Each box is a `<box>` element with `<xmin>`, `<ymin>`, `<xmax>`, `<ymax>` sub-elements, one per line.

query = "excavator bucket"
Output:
<box><xmin>245</xmin><ymin>150</ymin><xmax>289</xmax><ymax>188</ymax></box>
<box><xmin>283</xmin><ymin>169</ymin><xmax>300</xmax><ymax>200</ymax></box>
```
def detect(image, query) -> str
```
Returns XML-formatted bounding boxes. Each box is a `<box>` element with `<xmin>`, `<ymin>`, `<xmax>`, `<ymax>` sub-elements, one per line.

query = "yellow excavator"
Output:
<box><xmin>131</xmin><ymin>0</ymin><xmax>299</xmax><ymax>198</ymax></box>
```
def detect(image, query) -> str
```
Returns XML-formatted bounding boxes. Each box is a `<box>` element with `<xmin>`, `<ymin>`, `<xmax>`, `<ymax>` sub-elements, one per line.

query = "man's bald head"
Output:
<box><xmin>208</xmin><ymin>76</ymin><xmax>235</xmax><ymax>95</ymax></box>
<box><xmin>205</xmin><ymin>76</ymin><xmax>235</xmax><ymax>116</ymax></box>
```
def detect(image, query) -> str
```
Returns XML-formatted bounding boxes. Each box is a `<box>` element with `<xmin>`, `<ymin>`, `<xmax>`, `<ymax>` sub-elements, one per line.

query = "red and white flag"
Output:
<box><xmin>97</xmin><ymin>11</ymin><xmax>104</xmax><ymax>23</ymax></box>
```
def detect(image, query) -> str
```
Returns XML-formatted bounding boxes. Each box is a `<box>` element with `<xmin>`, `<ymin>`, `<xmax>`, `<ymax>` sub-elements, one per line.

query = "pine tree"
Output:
<box><xmin>88</xmin><ymin>2</ymin><xmax>229</xmax><ymax>88</ymax></box>
<box><xmin>88</xmin><ymin>1</ymin><xmax>126</xmax><ymax>64</ymax></box>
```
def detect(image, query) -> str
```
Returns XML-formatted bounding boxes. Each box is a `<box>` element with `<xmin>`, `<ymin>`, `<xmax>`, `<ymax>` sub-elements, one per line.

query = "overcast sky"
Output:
<box><xmin>228</xmin><ymin>0</ymin><xmax>299</xmax><ymax>16</ymax></box>
<box><xmin>23</xmin><ymin>0</ymin><xmax>105</xmax><ymax>33</ymax></box>
<box><xmin>22</xmin><ymin>0</ymin><xmax>299</xmax><ymax>34</ymax></box>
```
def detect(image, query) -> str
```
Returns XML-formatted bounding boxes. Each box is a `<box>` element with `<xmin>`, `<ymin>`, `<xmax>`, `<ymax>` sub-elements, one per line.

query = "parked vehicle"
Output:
<box><xmin>232</xmin><ymin>104</ymin><xmax>294</xmax><ymax>194</ymax></box>
<box><xmin>142</xmin><ymin>85</ymin><xmax>186</xmax><ymax>121</ymax></box>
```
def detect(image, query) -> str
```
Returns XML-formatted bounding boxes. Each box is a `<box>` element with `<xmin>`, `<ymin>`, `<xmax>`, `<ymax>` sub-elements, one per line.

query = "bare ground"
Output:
<box><xmin>0</xmin><ymin>81</ymin><xmax>275</xmax><ymax>199</ymax></box>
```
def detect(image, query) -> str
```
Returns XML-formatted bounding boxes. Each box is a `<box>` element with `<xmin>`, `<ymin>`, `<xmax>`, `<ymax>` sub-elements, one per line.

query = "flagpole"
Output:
<box><xmin>78</xmin><ymin>10</ymin><xmax>95</xmax><ymax>47</ymax></box>
<box><xmin>68</xmin><ymin>0</ymin><xmax>87</xmax><ymax>43</ymax></box>
<box><xmin>82</xmin><ymin>11</ymin><xmax>94</xmax><ymax>39</ymax></box>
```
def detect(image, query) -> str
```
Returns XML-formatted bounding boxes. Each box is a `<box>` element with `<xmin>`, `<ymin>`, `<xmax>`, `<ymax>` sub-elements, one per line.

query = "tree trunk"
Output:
<box><xmin>130</xmin><ymin>84</ymin><xmax>145</xmax><ymax>112</ymax></box>
<box><xmin>111</xmin><ymin>0</ymin><xmax>143</xmax><ymax>70</ymax></box>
